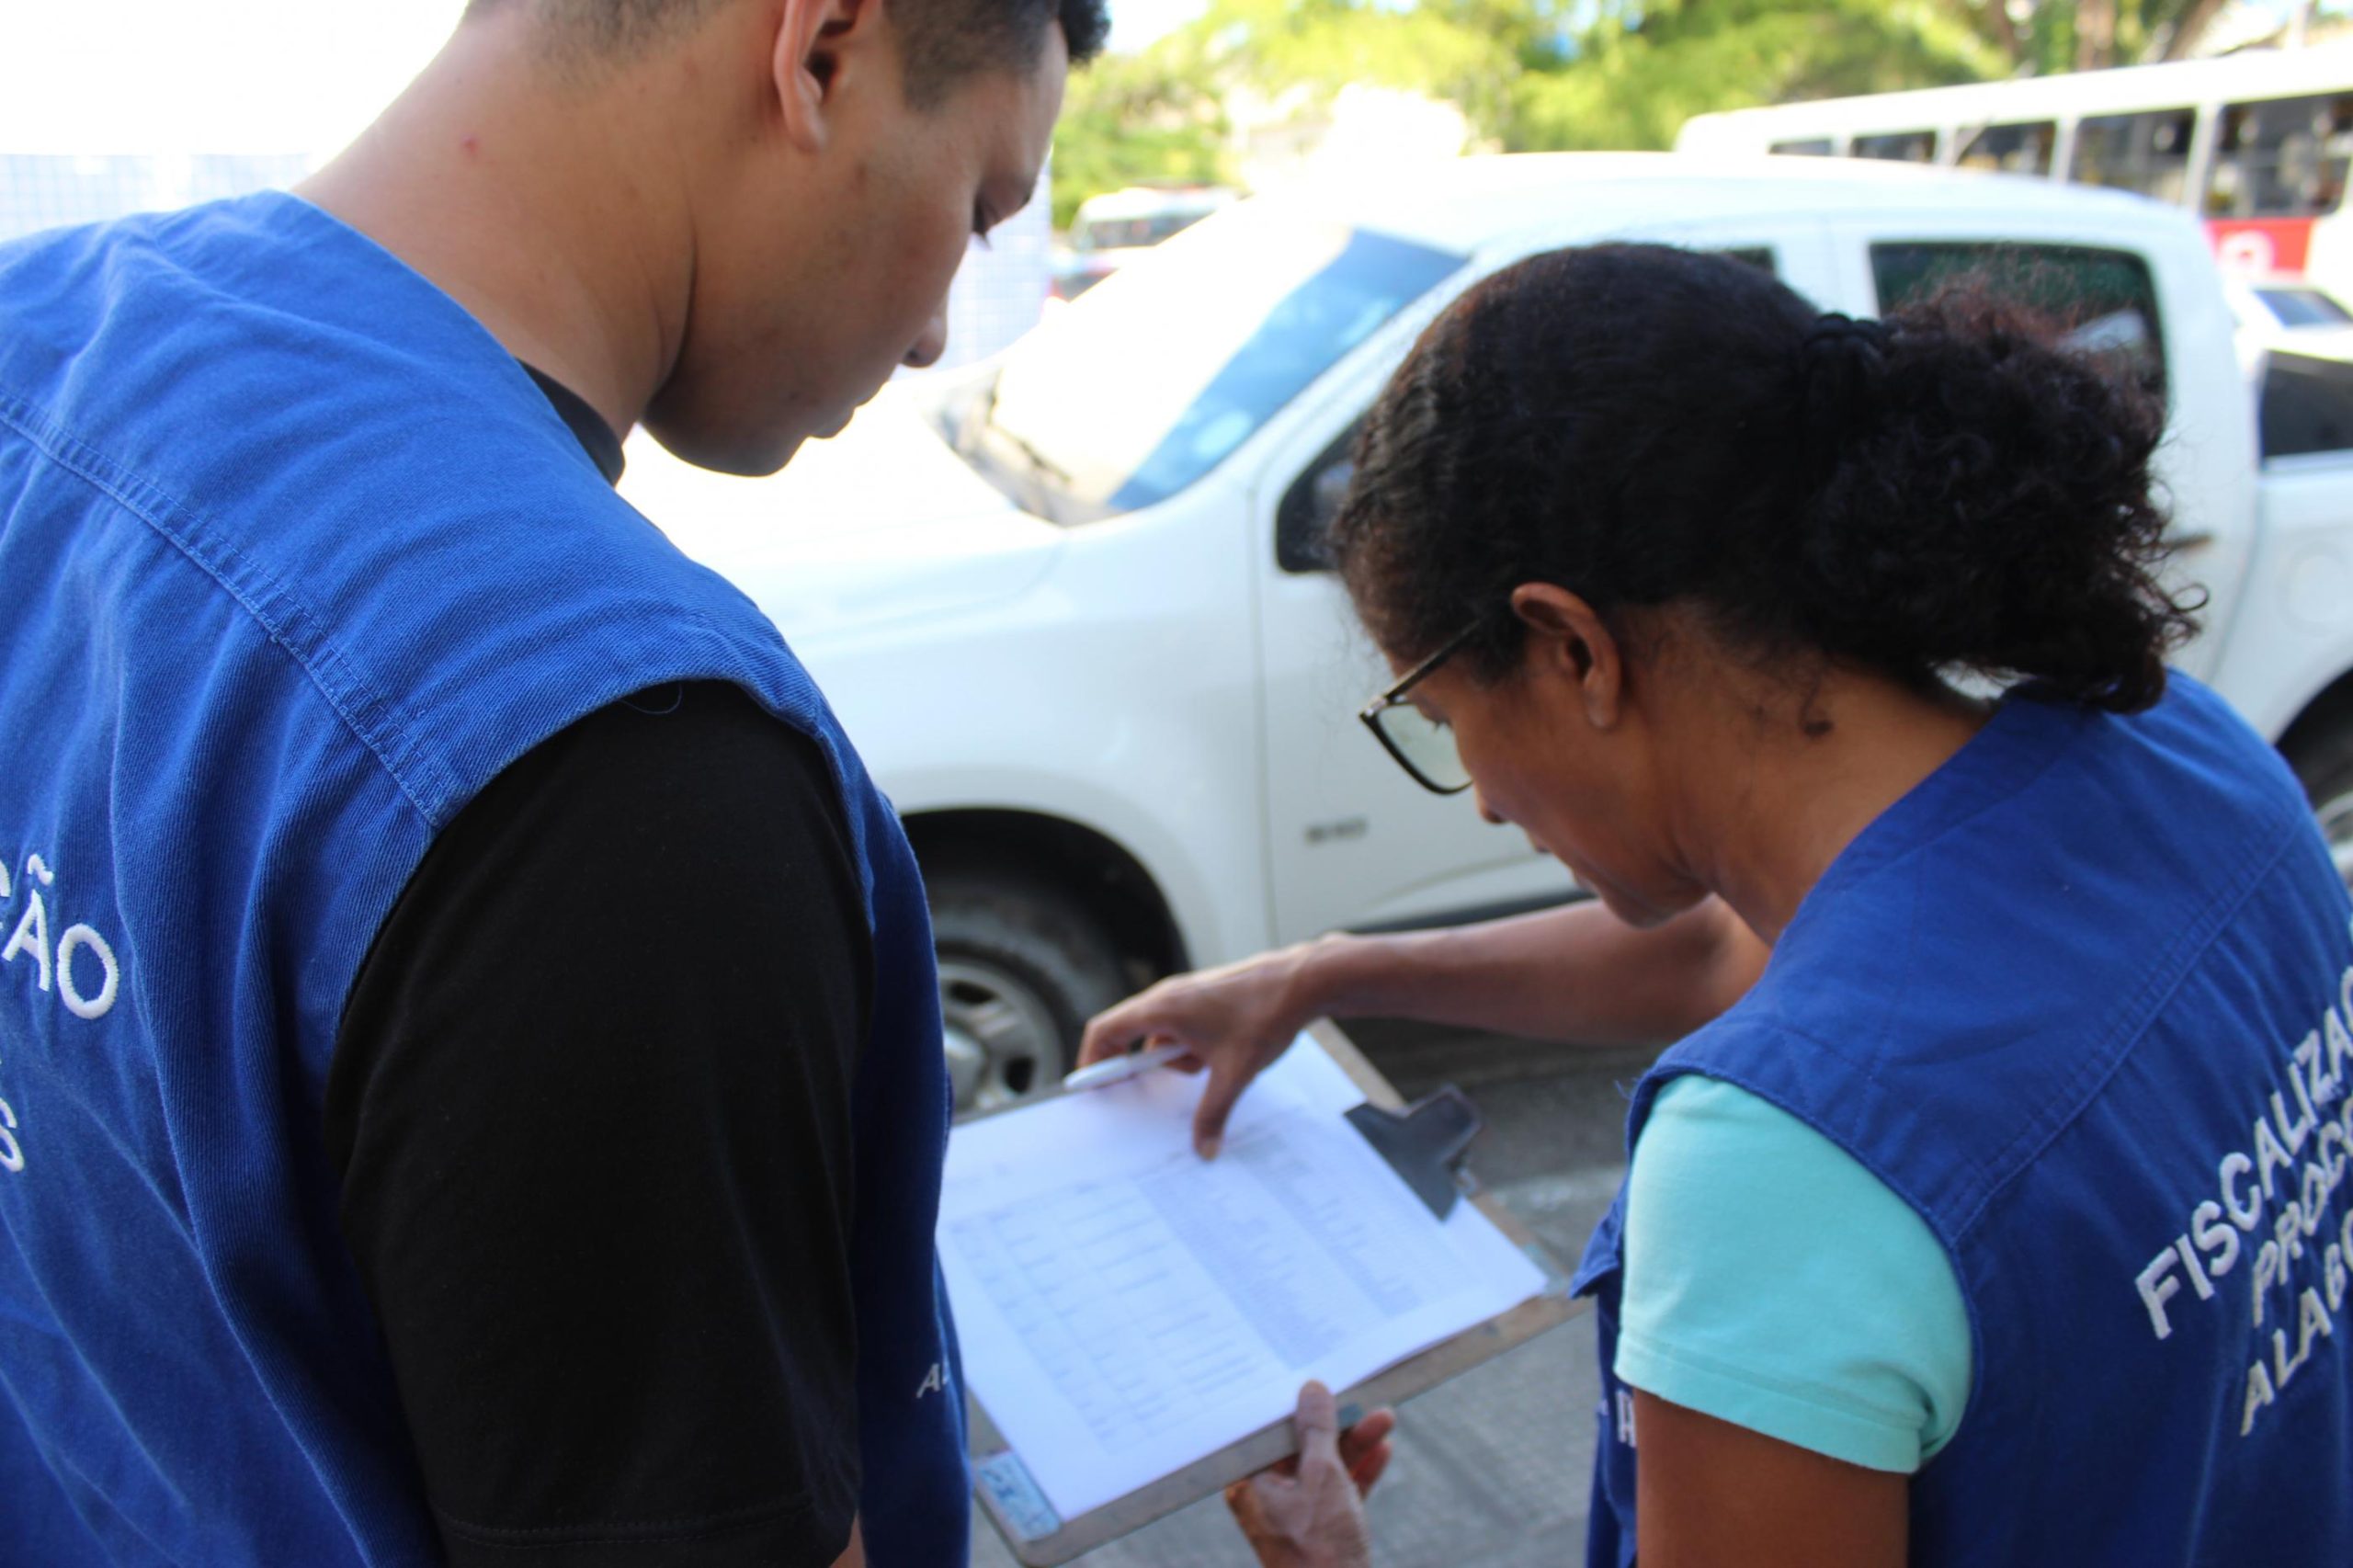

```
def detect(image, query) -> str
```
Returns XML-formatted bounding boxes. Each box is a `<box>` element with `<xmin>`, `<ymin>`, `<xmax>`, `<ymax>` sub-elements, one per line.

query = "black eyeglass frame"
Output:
<box><xmin>1358</xmin><ymin>618</ymin><xmax>1485</xmax><ymax>796</ymax></box>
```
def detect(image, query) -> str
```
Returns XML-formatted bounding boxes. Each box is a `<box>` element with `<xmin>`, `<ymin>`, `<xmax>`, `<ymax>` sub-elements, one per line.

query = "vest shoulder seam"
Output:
<box><xmin>0</xmin><ymin>387</ymin><xmax>456</xmax><ymax>826</ymax></box>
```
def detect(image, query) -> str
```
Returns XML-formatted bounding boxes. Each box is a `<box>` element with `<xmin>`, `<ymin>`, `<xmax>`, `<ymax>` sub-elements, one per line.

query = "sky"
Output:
<box><xmin>0</xmin><ymin>0</ymin><xmax>1208</xmax><ymax>155</ymax></box>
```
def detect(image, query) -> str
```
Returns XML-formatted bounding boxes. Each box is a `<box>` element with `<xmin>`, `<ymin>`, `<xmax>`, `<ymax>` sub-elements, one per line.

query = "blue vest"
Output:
<box><xmin>1574</xmin><ymin>677</ymin><xmax>2353</xmax><ymax>1566</ymax></box>
<box><xmin>0</xmin><ymin>194</ymin><xmax>966</xmax><ymax>1565</ymax></box>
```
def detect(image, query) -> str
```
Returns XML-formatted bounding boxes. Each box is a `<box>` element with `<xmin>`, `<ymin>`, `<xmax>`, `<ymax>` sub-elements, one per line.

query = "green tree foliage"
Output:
<box><xmin>1496</xmin><ymin>0</ymin><xmax>2245</xmax><ymax>152</ymax></box>
<box><xmin>1051</xmin><ymin>0</ymin><xmax>1518</xmax><ymax>223</ymax></box>
<box><xmin>1942</xmin><ymin>0</ymin><xmax>2245</xmax><ymax>74</ymax></box>
<box><xmin>1051</xmin><ymin>0</ymin><xmax>2250</xmax><ymax>219</ymax></box>
<box><xmin>1051</xmin><ymin>40</ymin><xmax>1232</xmax><ymax>228</ymax></box>
<box><xmin>1508</xmin><ymin>1</ymin><xmax>1998</xmax><ymax>152</ymax></box>
<box><xmin>1201</xmin><ymin>0</ymin><xmax>1525</xmax><ymax>132</ymax></box>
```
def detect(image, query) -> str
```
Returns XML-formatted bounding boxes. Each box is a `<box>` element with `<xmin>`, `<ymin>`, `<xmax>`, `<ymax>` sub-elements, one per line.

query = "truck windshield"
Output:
<box><xmin>945</xmin><ymin>210</ymin><xmax>1464</xmax><ymax>525</ymax></box>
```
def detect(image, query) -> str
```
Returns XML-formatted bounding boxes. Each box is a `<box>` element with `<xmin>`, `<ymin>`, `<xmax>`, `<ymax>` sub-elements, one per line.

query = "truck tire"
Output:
<box><xmin>929</xmin><ymin>870</ymin><xmax>1128</xmax><ymax>1114</ymax></box>
<box><xmin>2284</xmin><ymin>717</ymin><xmax>2353</xmax><ymax>892</ymax></box>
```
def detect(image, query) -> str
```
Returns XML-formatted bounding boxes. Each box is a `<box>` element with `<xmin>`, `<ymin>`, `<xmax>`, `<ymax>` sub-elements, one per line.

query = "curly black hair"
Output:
<box><xmin>1327</xmin><ymin>244</ymin><xmax>2198</xmax><ymax>714</ymax></box>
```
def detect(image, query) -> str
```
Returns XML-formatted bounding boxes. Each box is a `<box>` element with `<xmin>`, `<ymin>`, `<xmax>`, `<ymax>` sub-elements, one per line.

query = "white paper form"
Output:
<box><xmin>939</xmin><ymin>1036</ymin><xmax>1546</xmax><ymax>1520</ymax></box>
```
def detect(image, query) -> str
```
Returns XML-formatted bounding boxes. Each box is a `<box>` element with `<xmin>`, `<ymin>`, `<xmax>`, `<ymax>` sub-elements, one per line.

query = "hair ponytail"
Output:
<box><xmin>1784</xmin><ymin>289</ymin><xmax>2188</xmax><ymax>710</ymax></box>
<box><xmin>1328</xmin><ymin>244</ymin><xmax>2197</xmax><ymax>713</ymax></box>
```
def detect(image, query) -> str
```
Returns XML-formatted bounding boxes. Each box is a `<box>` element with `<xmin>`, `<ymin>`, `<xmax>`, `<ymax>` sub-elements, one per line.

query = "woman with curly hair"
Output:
<box><xmin>1095</xmin><ymin>244</ymin><xmax>2353</xmax><ymax>1567</ymax></box>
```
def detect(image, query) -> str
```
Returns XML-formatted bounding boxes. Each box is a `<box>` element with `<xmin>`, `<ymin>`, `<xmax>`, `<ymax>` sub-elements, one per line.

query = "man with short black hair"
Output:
<box><xmin>0</xmin><ymin>3</ymin><xmax>1101</xmax><ymax>1564</ymax></box>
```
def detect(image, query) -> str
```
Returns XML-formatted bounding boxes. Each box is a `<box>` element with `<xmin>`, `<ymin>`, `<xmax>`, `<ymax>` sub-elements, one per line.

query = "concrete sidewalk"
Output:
<box><xmin>968</xmin><ymin>1031</ymin><xmax>1655</xmax><ymax>1568</ymax></box>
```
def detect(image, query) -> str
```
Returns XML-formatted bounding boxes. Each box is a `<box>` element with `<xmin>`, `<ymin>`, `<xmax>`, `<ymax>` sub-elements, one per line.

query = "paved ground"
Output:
<box><xmin>968</xmin><ymin>1025</ymin><xmax>1665</xmax><ymax>1568</ymax></box>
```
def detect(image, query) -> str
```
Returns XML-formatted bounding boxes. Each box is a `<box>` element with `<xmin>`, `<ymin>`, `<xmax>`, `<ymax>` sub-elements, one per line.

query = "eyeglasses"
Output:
<box><xmin>1358</xmin><ymin>619</ymin><xmax>1483</xmax><ymax>796</ymax></box>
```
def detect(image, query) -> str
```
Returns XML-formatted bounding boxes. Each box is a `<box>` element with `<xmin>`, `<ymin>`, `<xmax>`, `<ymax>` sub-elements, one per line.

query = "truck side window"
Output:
<box><xmin>1277</xmin><ymin>418</ymin><xmax>1363</xmax><ymax>574</ymax></box>
<box><xmin>1868</xmin><ymin>241</ymin><xmax>2166</xmax><ymax>399</ymax></box>
<box><xmin>2262</xmin><ymin>353</ymin><xmax>2353</xmax><ymax>461</ymax></box>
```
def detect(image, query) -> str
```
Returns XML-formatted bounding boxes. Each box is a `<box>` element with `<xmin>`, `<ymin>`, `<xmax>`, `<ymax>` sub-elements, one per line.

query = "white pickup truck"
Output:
<box><xmin>623</xmin><ymin>153</ymin><xmax>2353</xmax><ymax>1109</ymax></box>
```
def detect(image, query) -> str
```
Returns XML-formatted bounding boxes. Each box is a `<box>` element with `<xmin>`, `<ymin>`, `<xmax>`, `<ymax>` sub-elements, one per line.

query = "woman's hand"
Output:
<box><xmin>1080</xmin><ymin>902</ymin><xmax>1769</xmax><ymax>1159</ymax></box>
<box><xmin>1226</xmin><ymin>1381</ymin><xmax>1395</xmax><ymax>1568</ymax></box>
<box><xmin>1077</xmin><ymin>940</ymin><xmax>1333</xmax><ymax>1158</ymax></box>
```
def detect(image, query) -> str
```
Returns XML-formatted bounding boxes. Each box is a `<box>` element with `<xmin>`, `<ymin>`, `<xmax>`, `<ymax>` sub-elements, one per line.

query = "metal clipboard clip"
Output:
<box><xmin>1344</xmin><ymin>1084</ymin><xmax>1482</xmax><ymax>1220</ymax></box>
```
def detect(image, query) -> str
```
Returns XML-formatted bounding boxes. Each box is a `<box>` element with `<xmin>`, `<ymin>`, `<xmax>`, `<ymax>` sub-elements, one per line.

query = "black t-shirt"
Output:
<box><xmin>325</xmin><ymin>377</ymin><xmax>870</xmax><ymax>1566</ymax></box>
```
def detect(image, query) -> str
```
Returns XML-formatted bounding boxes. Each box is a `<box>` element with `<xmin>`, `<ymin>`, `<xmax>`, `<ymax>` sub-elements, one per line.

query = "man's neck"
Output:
<box><xmin>297</xmin><ymin>16</ymin><xmax>693</xmax><ymax>442</ymax></box>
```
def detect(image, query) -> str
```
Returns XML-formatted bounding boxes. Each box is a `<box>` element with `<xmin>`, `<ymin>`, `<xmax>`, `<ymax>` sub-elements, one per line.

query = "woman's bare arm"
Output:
<box><xmin>1079</xmin><ymin>897</ymin><xmax>1768</xmax><ymax>1155</ymax></box>
<box><xmin>1301</xmin><ymin>896</ymin><xmax>1767</xmax><ymax>1046</ymax></box>
<box><xmin>1632</xmin><ymin>1392</ymin><xmax>1907</xmax><ymax>1568</ymax></box>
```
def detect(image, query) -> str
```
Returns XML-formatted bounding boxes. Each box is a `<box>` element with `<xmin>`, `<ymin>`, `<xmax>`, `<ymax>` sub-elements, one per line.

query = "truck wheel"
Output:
<box><xmin>929</xmin><ymin>871</ymin><xmax>1128</xmax><ymax>1114</ymax></box>
<box><xmin>2284</xmin><ymin>719</ymin><xmax>2353</xmax><ymax>892</ymax></box>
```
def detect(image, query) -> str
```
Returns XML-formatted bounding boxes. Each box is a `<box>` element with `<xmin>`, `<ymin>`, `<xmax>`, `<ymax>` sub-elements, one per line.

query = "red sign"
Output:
<box><xmin>2206</xmin><ymin>217</ymin><xmax>2316</xmax><ymax>277</ymax></box>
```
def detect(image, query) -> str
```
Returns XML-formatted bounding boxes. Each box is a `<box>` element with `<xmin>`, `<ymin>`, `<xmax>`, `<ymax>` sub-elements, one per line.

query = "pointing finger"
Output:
<box><xmin>1192</xmin><ymin>1058</ymin><xmax>1251</xmax><ymax>1160</ymax></box>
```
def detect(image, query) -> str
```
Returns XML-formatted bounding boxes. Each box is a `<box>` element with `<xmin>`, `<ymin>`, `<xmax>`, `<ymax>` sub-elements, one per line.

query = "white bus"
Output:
<box><xmin>1677</xmin><ymin>42</ymin><xmax>2353</xmax><ymax>294</ymax></box>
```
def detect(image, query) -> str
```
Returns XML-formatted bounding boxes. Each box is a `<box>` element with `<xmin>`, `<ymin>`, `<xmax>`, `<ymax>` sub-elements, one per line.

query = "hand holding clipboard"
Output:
<box><xmin>952</xmin><ymin>1021</ymin><xmax>1576</xmax><ymax>1564</ymax></box>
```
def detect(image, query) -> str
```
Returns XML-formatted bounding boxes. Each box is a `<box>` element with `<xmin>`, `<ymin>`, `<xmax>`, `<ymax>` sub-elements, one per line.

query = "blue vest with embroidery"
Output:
<box><xmin>0</xmin><ymin>193</ymin><xmax>966</xmax><ymax>1566</ymax></box>
<box><xmin>1572</xmin><ymin>676</ymin><xmax>2353</xmax><ymax>1566</ymax></box>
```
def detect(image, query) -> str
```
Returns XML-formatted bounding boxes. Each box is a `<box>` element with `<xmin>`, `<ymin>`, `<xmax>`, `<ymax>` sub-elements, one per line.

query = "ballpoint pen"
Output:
<box><xmin>1060</xmin><ymin>1041</ymin><xmax>1190</xmax><ymax>1093</ymax></box>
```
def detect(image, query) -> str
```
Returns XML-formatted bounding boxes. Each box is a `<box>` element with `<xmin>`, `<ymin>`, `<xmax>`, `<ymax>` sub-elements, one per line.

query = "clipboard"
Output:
<box><xmin>963</xmin><ymin>1017</ymin><xmax>1586</xmax><ymax>1565</ymax></box>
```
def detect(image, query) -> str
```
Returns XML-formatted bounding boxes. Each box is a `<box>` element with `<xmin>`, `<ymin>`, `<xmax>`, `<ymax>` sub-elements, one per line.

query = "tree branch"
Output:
<box><xmin>1983</xmin><ymin>0</ymin><xmax>2022</xmax><ymax>66</ymax></box>
<box><xmin>2158</xmin><ymin>0</ymin><xmax>2231</xmax><ymax>62</ymax></box>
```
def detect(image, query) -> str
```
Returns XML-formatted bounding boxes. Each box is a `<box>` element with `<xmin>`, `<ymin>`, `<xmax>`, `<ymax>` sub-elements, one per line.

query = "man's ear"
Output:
<box><xmin>1510</xmin><ymin>582</ymin><xmax>1625</xmax><ymax>730</ymax></box>
<box><xmin>773</xmin><ymin>0</ymin><xmax>874</xmax><ymax>156</ymax></box>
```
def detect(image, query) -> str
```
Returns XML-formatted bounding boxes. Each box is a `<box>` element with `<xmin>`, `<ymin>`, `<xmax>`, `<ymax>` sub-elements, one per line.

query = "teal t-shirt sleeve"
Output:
<box><xmin>1614</xmin><ymin>1074</ymin><xmax>1974</xmax><ymax>1474</ymax></box>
